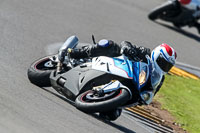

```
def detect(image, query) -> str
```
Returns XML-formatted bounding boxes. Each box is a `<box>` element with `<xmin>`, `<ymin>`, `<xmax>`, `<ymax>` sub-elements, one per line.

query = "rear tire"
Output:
<box><xmin>148</xmin><ymin>1</ymin><xmax>178</xmax><ymax>20</ymax></box>
<box><xmin>75</xmin><ymin>88</ymin><xmax>130</xmax><ymax>113</ymax></box>
<box><xmin>27</xmin><ymin>55</ymin><xmax>57</xmax><ymax>87</ymax></box>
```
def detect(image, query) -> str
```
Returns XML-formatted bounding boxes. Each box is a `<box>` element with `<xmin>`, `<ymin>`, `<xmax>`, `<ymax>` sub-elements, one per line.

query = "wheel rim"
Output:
<box><xmin>34</xmin><ymin>58</ymin><xmax>56</xmax><ymax>71</ymax></box>
<box><xmin>81</xmin><ymin>90</ymin><xmax>122</xmax><ymax>103</ymax></box>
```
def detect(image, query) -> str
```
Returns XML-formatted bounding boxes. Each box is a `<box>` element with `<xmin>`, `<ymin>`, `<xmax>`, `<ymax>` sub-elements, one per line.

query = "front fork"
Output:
<box><xmin>93</xmin><ymin>80</ymin><xmax>132</xmax><ymax>100</ymax></box>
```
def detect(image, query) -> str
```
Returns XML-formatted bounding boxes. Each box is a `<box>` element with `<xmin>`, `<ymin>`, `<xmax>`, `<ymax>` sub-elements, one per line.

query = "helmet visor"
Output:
<box><xmin>157</xmin><ymin>54</ymin><xmax>173</xmax><ymax>72</ymax></box>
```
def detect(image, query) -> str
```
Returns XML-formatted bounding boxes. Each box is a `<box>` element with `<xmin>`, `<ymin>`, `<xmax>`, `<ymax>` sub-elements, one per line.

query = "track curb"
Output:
<box><xmin>169</xmin><ymin>66</ymin><xmax>199</xmax><ymax>80</ymax></box>
<box><xmin>125</xmin><ymin>106</ymin><xmax>174</xmax><ymax>133</ymax></box>
<box><xmin>125</xmin><ymin>63</ymin><xmax>199</xmax><ymax>132</ymax></box>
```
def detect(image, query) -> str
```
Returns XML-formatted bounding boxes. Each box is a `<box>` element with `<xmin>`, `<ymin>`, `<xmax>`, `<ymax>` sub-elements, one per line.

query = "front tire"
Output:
<box><xmin>75</xmin><ymin>88</ymin><xmax>130</xmax><ymax>113</ymax></box>
<box><xmin>27</xmin><ymin>55</ymin><xmax>57</xmax><ymax>87</ymax></box>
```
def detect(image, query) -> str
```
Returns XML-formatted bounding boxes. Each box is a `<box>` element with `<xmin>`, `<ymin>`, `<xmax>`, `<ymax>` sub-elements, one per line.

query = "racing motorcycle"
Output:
<box><xmin>27</xmin><ymin>36</ymin><xmax>162</xmax><ymax>116</ymax></box>
<box><xmin>148</xmin><ymin>0</ymin><xmax>200</xmax><ymax>33</ymax></box>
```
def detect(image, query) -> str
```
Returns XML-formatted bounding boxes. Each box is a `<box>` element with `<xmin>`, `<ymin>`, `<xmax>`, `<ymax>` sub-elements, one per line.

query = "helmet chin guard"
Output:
<box><xmin>151</xmin><ymin>43</ymin><xmax>177</xmax><ymax>73</ymax></box>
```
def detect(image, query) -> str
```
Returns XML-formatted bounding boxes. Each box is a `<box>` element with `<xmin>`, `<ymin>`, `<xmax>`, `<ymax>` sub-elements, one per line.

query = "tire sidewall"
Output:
<box><xmin>27</xmin><ymin>55</ymin><xmax>56</xmax><ymax>87</ymax></box>
<box><xmin>75</xmin><ymin>89</ymin><xmax>130</xmax><ymax>113</ymax></box>
<box><xmin>148</xmin><ymin>1</ymin><xmax>178</xmax><ymax>20</ymax></box>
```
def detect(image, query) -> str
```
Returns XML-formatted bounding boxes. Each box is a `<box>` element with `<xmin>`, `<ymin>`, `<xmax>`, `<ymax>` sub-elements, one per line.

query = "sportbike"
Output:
<box><xmin>148</xmin><ymin>0</ymin><xmax>200</xmax><ymax>33</ymax></box>
<box><xmin>27</xmin><ymin>36</ymin><xmax>162</xmax><ymax>117</ymax></box>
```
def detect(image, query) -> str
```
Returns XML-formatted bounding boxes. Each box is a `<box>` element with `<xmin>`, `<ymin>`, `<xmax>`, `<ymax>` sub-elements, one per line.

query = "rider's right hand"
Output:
<box><xmin>121</xmin><ymin>46</ymin><xmax>137</xmax><ymax>58</ymax></box>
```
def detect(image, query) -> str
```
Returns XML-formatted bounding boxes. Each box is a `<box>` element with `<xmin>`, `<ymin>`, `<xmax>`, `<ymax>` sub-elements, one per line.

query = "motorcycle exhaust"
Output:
<box><xmin>57</xmin><ymin>36</ymin><xmax>79</xmax><ymax>73</ymax></box>
<box><xmin>58</xmin><ymin>35</ymin><xmax>79</xmax><ymax>62</ymax></box>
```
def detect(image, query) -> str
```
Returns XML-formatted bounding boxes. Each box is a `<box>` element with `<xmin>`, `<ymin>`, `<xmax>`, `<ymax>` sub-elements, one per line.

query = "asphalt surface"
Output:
<box><xmin>1</xmin><ymin>0</ymin><xmax>200</xmax><ymax>132</ymax></box>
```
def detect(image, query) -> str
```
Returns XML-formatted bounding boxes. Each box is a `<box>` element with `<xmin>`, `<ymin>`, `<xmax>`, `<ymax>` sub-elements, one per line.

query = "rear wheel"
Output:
<box><xmin>75</xmin><ymin>88</ymin><xmax>130</xmax><ymax>113</ymax></box>
<box><xmin>27</xmin><ymin>55</ymin><xmax>57</xmax><ymax>87</ymax></box>
<box><xmin>148</xmin><ymin>1</ymin><xmax>180</xmax><ymax>20</ymax></box>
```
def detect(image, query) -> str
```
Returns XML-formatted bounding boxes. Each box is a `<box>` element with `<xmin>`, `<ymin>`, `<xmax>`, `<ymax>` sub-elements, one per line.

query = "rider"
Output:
<box><xmin>68</xmin><ymin>39</ymin><xmax>177</xmax><ymax>121</ymax></box>
<box><xmin>179</xmin><ymin>0</ymin><xmax>200</xmax><ymax>33</ymax></box>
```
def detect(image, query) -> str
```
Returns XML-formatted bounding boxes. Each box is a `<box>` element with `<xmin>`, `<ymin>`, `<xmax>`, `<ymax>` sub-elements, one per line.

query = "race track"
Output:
<box><xmin>0</xmin><ymin>0</ymin><xmax>200</xmax><ymax>132</ymax></box>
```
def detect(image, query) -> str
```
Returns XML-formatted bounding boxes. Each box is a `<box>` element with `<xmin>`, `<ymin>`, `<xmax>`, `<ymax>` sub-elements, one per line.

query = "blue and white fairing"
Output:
<box><xmin>92</xmin><ymin>56</ymin><xmax>150</xmax><ymax>90</ymax></box>
<box><xmin>92</xmin><ymin>56</ymin><xmax>134</xmax><ymax>79</ymax></box>
<box><xmin>92</xmin><ymin>55</ymin><xmax>163</xmax><ymax>105</ymax></box>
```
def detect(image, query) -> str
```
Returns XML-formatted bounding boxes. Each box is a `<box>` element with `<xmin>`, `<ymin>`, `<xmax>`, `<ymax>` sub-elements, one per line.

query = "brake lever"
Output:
<box><xmin>92</xmin><ymin>35</ymin><xmax>96</xmax><ymax>44</ymax></box>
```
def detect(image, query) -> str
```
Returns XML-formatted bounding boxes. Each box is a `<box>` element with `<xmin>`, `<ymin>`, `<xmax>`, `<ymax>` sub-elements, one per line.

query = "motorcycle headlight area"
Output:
<box><xmin>139</xmin><ymin>70</ymin><xmax>146</xmax><ymax>85</ymax></box>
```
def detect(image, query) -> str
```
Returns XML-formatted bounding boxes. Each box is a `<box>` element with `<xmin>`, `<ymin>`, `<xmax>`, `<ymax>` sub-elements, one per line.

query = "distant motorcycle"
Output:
<box><xmin>148</xmin><ymin>0</ymin><xmax>200</xmax><ymax>33</ymax></box>
<box><xmin>27</xmin><ymin>36</ymin><xmax>162</xmax><ymax>117</ymax></box>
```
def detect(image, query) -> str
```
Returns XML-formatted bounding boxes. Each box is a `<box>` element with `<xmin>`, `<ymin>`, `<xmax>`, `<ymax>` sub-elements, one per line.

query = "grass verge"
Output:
<box><xmin>155</xmin><ymin>75</ymin><xmax>200</xmax><ymax>133</ymax></box>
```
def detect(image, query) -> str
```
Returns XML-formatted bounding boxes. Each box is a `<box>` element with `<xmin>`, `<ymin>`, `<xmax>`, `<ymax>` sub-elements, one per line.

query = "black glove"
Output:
<box><xmin>128</xmin><ymin>48</ymin><xmax>137</xmax><ymax>56</ymax></box>
<box><xmin>121</xmin><ymin>46</ymin><xmax>137</xmax><ymax>57</ymax></box>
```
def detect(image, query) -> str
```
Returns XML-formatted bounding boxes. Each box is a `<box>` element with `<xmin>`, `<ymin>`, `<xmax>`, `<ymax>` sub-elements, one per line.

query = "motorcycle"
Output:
<box><xmin>148</xmin><ymin>0</ymin><xmax>200</xmax><ymax>33</ymax></box>
<box><xmin>27</xmin><ymin>35</ymin><xmax>162</xmax><ymax>116</ymax></box>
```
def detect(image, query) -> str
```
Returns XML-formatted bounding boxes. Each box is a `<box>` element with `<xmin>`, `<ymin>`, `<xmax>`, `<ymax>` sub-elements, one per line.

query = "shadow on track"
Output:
<box><xmin>90</xmin><ymin>113</ymin><xmax>136</xmax><ymax>133</ymax></box>
<box><xmin>155</xmin><ymin>21</ymin><xmax>200</xmax><ymax>42</ymax></box>
<box><xmin>41</xmin><ymin>87</ymin><xmax>75</xmax><ymax>105</ymax></box>
<box><xmin>40</xmin><ymin>87</ymin><xmax>136</xmax><ymax>133</ymax></box>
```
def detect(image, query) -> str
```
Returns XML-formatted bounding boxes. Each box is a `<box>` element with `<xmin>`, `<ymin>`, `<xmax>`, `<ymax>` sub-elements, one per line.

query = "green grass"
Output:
<box><xmin>155</xmin><ymin>75</ymin><xmax>200</xmax><ymax>133</ymax></box>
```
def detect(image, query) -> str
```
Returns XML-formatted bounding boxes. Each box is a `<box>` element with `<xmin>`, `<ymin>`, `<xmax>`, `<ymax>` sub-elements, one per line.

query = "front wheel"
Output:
<box><xmin>75</xmin><ymin>88</ymin><xmax>131</xmax><ymax>113</ymax></box>
<box><xmin>27</xmin><ymin>55</ymin><xmax>57</xmax><ymax>87</ymax></box>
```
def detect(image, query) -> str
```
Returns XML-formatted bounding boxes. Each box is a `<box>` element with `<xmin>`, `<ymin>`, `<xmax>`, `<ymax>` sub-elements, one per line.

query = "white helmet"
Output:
<box><xmin>151</xmin><ymin>43</ymin><xmax>177</xmax><ymax>73</ymax></box>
